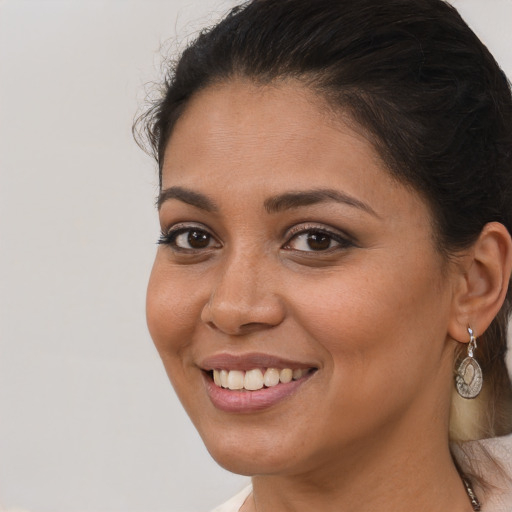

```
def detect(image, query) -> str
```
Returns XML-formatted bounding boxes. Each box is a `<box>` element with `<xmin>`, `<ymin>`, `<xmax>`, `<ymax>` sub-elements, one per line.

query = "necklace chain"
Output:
<box><xmin>462</xmin><ymin>477</ymin><xmax>481</xmax><ymax>511</ymax></box>
<box><xmin>248</xmin><ymin>476</ymin><xmax>482</xmax><ymax>511</ymax></box>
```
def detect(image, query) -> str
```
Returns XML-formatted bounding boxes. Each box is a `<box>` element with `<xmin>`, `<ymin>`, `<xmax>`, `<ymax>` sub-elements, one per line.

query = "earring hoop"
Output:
<box><xmin>455</xmin><ymin>327</ymin><xmax>483</xmax><ymax>399</ymax></box>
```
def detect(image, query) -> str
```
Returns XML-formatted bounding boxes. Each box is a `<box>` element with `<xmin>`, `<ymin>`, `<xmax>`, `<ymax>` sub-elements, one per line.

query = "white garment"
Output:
<box><xmin>211</xmin><ymin>486</ymin><xmax>252</xmax><ymax>512</ymax></box>
<box><xmin>210</xmin><ymin>435</ymin><xmax>512</xmax><ymax>512</ymax></box>
<box><xmin>475</xmin><ymin>434</ymin><xmax>512</xmax><ymax>511</ymax></box>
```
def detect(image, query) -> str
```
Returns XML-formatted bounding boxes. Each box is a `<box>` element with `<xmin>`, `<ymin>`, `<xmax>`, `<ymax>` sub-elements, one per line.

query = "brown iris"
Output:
<box><xmin>307</xmin><ymin>232</ymin><xmax>331</xmax><ymax>250</ymax></box>
<box><xmin>188</xmin><ymin>230</ymin><xmax>211</xmax><ymax>249</ymax></box>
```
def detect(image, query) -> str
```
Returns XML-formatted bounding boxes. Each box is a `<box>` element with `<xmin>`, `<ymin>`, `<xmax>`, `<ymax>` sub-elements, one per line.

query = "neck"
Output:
<box><xmin>245</xmin><ymin>424</ymin><xmax>475</xmax><ymax>512</ymax></box>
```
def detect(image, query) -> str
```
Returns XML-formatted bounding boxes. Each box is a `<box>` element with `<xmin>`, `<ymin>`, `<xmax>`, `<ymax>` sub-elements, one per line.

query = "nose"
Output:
<box><xmin>200</xmin><ymin>250</ymin><xmax>286</xmax><ymax>336</ymax></box>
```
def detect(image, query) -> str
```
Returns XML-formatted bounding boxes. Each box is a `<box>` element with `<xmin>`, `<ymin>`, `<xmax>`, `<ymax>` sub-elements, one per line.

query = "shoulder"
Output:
<box><xmin>480</xmin><ymin>432</ymin><xmax>512</xmax><ymax>461</ymax></box>
<box><xmin>210</xmin><ymin>485</ymin><xmax>252</xmax><ymax>512</ymax></box>
<box><xmin>468</xmin><ymin>434</ymin><xmax>512</xmax><ymax>511</ymax></box>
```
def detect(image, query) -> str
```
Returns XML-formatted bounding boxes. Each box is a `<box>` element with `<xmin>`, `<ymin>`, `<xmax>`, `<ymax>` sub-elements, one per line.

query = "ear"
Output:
<box><xmin>448</xmin><ymin>222</ymin><xmax>512</xmax><ymax>342</ymax></box>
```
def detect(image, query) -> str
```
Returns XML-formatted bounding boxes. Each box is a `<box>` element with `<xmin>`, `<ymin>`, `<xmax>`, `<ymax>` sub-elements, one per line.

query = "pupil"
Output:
<box><xmin>188</xmin><ymin>230</ymin><xmax>210</xmax><ymax>248</ymax></box>
<box><xmin>307</xmin><ymin>232</ymin><xmax>330</xmax><ymax>250</ymax></box>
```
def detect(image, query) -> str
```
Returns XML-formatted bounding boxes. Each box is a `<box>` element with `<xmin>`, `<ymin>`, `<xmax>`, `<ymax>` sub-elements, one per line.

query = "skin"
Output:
<box><xmin>147</xmin><ymin>80</ymin><xmax>485</xmax><ymax>511</ymax></box>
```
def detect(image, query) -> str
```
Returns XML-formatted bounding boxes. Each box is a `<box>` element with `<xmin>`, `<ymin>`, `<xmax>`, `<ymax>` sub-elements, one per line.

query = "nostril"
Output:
<box><xmin>203</xmin><ymin>320</ymin><xmax>276</xmax><ymax>336</ymax></box>
<box><xmin>238</xmin><ymin>321</ymin><xmax>278</xmax><ymax>334</ymax></box>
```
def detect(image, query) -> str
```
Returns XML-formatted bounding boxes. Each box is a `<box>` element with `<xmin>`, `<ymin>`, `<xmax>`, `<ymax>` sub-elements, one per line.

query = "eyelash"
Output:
<box><xmin>157</xmin><ymin>224</ymin><xmax>220</xmax><ymax>252</ymax></box>
<box><xmin>283</xmin><ymin>224</ymin><xmax>354</xmax><ymax>253</ymax></box>
<box><xmin>157</xmin><ymin>223</ymin><xmax>354</xmax><ymax>253</ymax></box>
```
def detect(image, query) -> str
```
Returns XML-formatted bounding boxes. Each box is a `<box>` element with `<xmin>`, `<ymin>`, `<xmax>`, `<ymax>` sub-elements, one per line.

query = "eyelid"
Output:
<box><xmin>284</xmin><ymin>222</ymin><xmax>355</xmax><ymax>242</ymax></box>
<box><xmin>161</xmin><ymin>221</ymin><xmax>211</xmax><ymax>236</ymax></box>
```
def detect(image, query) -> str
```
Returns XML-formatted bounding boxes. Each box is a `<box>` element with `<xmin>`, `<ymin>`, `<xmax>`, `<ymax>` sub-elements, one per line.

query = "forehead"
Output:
<box><xmin>162</xmin><ymin>80</ymin><xmax>388</xmax><ymax>188</ymax></box>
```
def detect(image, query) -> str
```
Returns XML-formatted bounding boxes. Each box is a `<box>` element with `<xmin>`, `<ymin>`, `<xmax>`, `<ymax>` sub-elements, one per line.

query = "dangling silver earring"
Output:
<box><xmin>455</xmin><ymin>327</ymin><xmax>483</xmax><ymax>399</ymax></box>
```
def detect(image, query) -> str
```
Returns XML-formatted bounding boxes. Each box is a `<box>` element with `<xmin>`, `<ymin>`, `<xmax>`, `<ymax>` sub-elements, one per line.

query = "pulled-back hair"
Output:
<box><xmin>135</xmin><ymin>0</ymin><xmax>512</xmax><ymax>451</ymax></box>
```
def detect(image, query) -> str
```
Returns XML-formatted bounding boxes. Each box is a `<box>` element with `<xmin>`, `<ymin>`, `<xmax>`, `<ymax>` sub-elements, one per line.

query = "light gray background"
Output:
<box><xmin>0</xmin><ymin>1</ymin><xmax>511</xmax><ymax>511</ymax></box>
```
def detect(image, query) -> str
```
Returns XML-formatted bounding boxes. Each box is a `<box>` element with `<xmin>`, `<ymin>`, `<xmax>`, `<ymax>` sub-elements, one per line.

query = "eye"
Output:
<box><xmin>284</xmin><ymin>227</ymin><xmax>353</xmax><ymax>252</ymax></box>
<box><xmin>158</xmin><ymin>226</ymin><xmax>221</xmax><ymax>251</ymax></box>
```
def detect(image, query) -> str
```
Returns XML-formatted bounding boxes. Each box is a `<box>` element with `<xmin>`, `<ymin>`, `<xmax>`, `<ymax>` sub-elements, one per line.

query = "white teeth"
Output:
<box><xmin>263</xmin><ymin>368</ymin><xmax>280</xmax><ymax>387</ymax></box>
<box><xmin>220</xmin><ymin>369</ymin><xmax>229</xmax><ymax>388</ymax></box>
<box><xmin>293</xmin><ymin>368</ymin><xmax>306</xmax><ymax>380</ymax></box>
<box><xmin>279</xmin><ymin>368</ymin><xmax>293</xmax><ymax>384</ymax></box>
<box><xmin>212</xmin><ymin>367</ymin><xmax>310</xmax><ymax>390</ymax></box>
<box><xmin>227</xmin><ymin>370</ymin><xmax>245</xmax><ymax>390</ymax></box>
<box><xmin>244</xmin><ymin>369</ymin><xmax>264</xmax><ymax>390</ymax></box>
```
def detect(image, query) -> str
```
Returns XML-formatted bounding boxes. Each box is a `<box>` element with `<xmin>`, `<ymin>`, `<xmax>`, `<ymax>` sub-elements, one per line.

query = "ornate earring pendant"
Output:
<box><xmin>455</xmin><ymin>327</ymin><xmax>483</xmax><ymax>399</ymax></box>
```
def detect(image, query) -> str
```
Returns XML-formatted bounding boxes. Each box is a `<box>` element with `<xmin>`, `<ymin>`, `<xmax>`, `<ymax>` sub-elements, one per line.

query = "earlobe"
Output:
<box><xmin>448</xmin><ymin>222</ymin><xmax>512</xmax><ymax>342</ymax></box>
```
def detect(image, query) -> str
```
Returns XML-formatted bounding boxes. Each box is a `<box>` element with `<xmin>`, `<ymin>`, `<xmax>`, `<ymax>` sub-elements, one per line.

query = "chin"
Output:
<box><xmin>198</xmin><ymin>426</ymin><xmax>301</xmax><ymax>476</ymax></box>
<box><xmin>208</xmin><ymin>449</ymin><xmax>292</xmax><ymax>477</ymax></box>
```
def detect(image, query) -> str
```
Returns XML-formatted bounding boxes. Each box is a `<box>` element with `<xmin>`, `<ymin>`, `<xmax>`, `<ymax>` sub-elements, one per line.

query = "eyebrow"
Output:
<box><xmin>157</xmin><ymin>186</ymin><xmax>218</xmax><ymax>212</ymax></box>
<box><xmin>157</xmin><ymin>186</ymin><xmax>378</xmax><ymax>217</ymax></box>
<box><xmin>264</xmin><ymin>188</ymin><xmax>379</xmax><ymax>217</ymax></box>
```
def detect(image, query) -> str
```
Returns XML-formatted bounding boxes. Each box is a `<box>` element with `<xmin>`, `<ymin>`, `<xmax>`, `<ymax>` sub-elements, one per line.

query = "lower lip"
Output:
<box><xmin>203</xmin><ymin>371</ymin><xmax>315</xmax><ymax>413</ymax></box>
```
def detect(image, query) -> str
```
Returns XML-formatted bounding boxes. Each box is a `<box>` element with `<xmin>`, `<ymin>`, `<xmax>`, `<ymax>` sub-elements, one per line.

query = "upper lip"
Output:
<box><xmin>199</xmin><ymin>352</ymin><xmax>319</xmax><ymax>371</ymax></box>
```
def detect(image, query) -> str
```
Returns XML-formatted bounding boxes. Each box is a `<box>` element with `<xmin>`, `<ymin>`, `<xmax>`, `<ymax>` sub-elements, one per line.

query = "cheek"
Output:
<box><xmin>285</xmin><ymin>254</ymin><xmax>449</xmax><ymax>382</ymax></box>
<box><xmin>146</xmin><ymin>257</ymin><xmax>203</xmax><ymax>358</ymax></box>
<box><xmin>278</xmin><ymin>265</ymin><xmax>450</xmax><ymax>445</ymax></box>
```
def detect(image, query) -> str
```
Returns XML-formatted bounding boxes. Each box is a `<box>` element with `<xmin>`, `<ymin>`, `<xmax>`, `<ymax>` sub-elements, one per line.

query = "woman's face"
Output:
<box><xmin>147</xmin><ymin>81</ymin><xmax>458</xmax><ymax>476</ymax></box>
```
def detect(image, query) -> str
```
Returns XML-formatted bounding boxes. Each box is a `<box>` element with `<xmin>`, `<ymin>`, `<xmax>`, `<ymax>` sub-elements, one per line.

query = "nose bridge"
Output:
<box><xmin>202</xmin><ymin>244</ymin><xmax>284</xmax><ymax>334</ymax></box>
<box><xmin>220</xmin><ymin>246</ymin><xmax>262</xmax><ymax>301</ymax></box>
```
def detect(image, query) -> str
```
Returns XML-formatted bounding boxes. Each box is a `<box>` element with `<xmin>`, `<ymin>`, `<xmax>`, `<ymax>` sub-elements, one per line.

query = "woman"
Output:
<box><xmin>136</xmin><ymin>0</ymin><xmax>512</xmax><ymax>510</ymax></box>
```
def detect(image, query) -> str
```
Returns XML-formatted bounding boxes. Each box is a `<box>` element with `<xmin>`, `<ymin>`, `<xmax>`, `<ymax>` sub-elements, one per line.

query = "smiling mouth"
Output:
<box><xmin>208</xmin><ymin>367</ymin><xmax>316</xmax><ymax>391</ymax></box>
